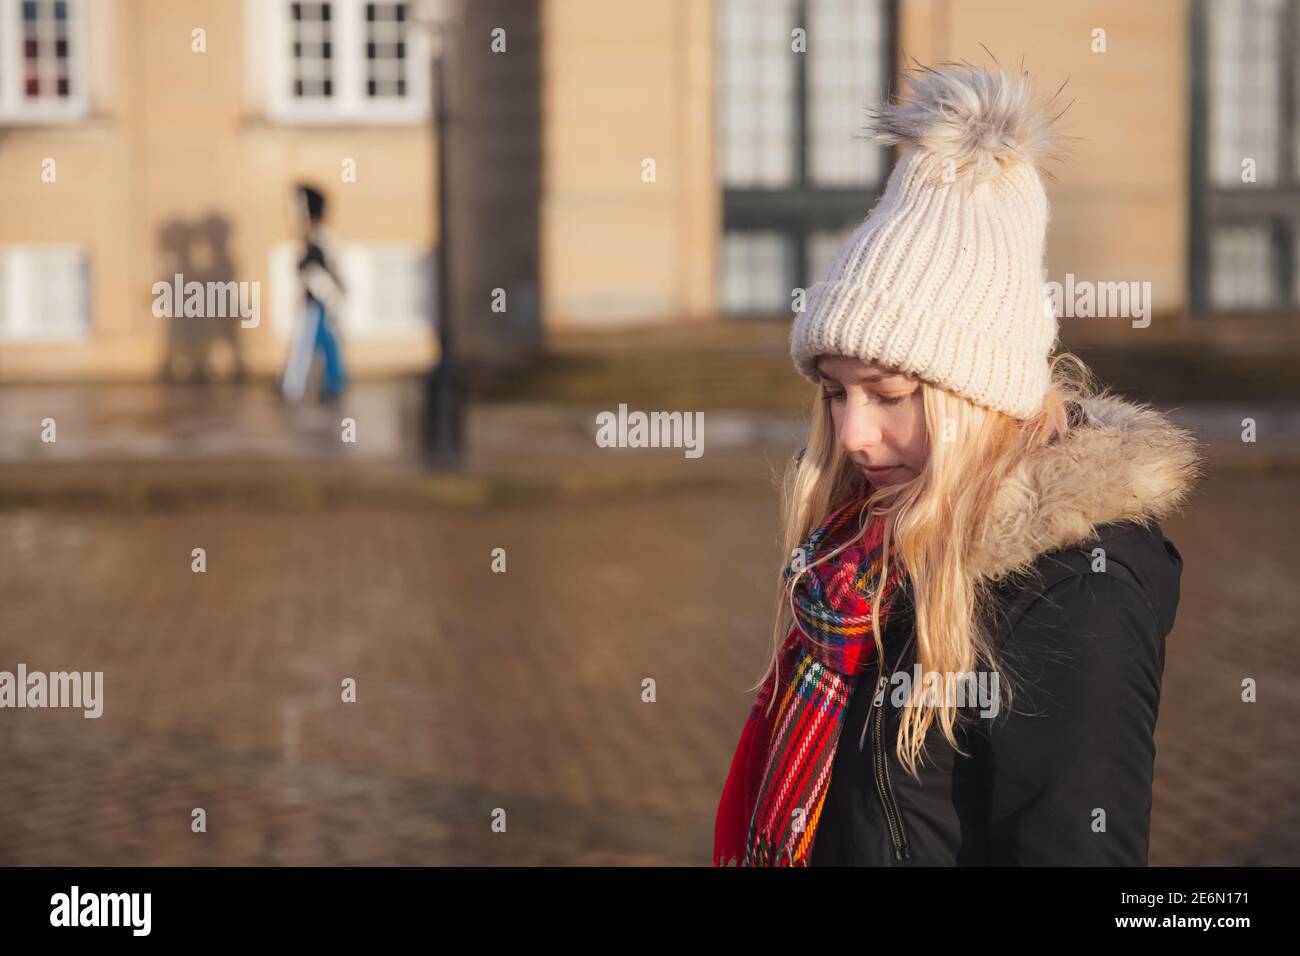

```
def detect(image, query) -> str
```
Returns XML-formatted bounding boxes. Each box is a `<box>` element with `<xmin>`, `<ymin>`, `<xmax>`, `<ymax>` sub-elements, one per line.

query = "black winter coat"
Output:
<box><xmin>808</xmin><ymin>394</ymin><xmax>1203</xmax><ymax>866</ymax></box>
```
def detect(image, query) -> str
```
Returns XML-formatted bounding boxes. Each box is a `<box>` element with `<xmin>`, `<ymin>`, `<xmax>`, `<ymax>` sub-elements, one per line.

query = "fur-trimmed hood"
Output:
<box><xmin>970</xmin><ymin>392</ymin><xmax>1206</xmax><ymax>585</ymax></box>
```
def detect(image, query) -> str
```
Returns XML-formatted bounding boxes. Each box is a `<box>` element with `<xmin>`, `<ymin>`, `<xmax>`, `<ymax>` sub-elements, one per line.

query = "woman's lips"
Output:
<box><xmin>863</xmin><ymin>465</ymin><xmax>902</xmax><ymax>479</ymax></box>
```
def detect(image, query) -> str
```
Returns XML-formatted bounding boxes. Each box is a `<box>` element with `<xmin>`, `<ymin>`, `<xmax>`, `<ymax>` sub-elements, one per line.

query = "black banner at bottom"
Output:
<box><xmin>0</xmin><ymin>865</ymin><xmax>1279</xmax><ymax>941</ymax></box>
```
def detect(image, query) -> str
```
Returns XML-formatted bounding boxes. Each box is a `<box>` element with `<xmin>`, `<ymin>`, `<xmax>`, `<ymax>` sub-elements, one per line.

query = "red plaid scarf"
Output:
<box><xmin>714</xmin><ymin>494</ymin><xmax>905</xmax><ymax>866</ymax></box>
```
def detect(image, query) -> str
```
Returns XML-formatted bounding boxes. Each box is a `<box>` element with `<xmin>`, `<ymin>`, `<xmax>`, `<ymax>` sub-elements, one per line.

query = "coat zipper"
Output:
<box><xmin>871</xmin><ymin>672</ymin><xmax>913</xmax><ymax>862</ymax></box>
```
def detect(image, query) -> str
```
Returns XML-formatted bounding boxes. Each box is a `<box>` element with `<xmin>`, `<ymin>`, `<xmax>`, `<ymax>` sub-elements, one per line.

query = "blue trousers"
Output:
<box><xmin>312</xmin><ymin>300</ymin><xmax>347</xmax><ymax>397</ymax></box>
<box><xmin>282</xmin><ymin>298</ymin><xmax>349</xmax><ymax>402</ymax></box>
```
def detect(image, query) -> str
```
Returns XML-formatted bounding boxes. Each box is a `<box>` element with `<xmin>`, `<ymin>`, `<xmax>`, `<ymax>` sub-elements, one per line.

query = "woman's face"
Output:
<box><xmin>817</xmin><ymin>355</ymin><xmax>928</xmax><ymax>486</ymax></box>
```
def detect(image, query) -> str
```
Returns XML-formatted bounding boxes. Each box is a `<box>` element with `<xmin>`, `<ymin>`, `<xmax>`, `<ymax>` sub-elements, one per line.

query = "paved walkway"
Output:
<box><xmin>0</xmin><ymin>467</ymin><xmax>1296</xmax><ymax>865</ymax></box>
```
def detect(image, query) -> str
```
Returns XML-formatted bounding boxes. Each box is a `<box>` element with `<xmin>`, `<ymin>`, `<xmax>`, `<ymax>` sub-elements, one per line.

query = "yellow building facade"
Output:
<box><xmin>0</xmin><ymin>0</ymin><xmax>437</xmax><ymax>381</ymax></box>
<box><xmin>0</xmin><ymin>0</ymin><xmax>1289</xmax><ymax>382</ymax></box>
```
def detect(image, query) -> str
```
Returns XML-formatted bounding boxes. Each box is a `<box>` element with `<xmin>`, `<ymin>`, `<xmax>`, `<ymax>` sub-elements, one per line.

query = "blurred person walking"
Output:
<box><xmin>281</xmin><ymin>183</ymin><xmax>348</xmax><ymax>403</ymax></box>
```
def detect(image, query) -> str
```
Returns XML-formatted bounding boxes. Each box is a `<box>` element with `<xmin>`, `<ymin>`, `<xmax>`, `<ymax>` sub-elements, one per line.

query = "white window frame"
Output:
<box><xmin>0</xmin><ymin>243</ymin><xmax>92</xmax><ymax>342</ymax></box>
<box><xmin>260</xmin><ymin>0</ymin><xmax>431</xmax><ymax>125</ymax></box>
<box><xmin>0</xmin><ymin>0</ymin><xmax>89</xmax><ymax>123</ymax></box>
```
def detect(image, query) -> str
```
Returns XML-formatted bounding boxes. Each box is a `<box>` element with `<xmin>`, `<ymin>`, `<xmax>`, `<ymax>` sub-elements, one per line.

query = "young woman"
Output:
<box><xmin>713</xmin><ymin>62</ymin><xmax>1205</xmax><ymax>866</ymax></box>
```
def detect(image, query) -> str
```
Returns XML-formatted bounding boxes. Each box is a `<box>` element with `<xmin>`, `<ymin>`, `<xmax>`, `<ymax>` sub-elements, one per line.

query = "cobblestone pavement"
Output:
<box><xmin>0</xmin><ymin>467</ymin><xmax>1296</xmax><ymax>865</ymax></box>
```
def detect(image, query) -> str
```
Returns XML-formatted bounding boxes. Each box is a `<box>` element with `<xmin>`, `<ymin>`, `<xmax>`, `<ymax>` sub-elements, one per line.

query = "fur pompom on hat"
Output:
<box><xmin>867</xmin><ymin>60</ymin><xmax>1064</xmax><ymax>186</ymax></box>
<box><xmin>790</xmin><ymin>59</ymin><xmax>1072</xmax><ymax>420</ymax></box>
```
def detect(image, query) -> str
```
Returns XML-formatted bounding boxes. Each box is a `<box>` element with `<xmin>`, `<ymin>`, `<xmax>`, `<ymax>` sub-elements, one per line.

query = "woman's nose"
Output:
<box><xmin>839</xmin><ymin>400</ymin><xmax>883</xmax><ymax>452</ymax></box>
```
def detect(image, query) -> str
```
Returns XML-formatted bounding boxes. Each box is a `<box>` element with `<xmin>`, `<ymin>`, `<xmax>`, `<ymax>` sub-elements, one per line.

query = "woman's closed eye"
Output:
<box><xmin>821</xmin><ymin>388</ymin><xmax>908</xmax><ymax>406</ymax></box>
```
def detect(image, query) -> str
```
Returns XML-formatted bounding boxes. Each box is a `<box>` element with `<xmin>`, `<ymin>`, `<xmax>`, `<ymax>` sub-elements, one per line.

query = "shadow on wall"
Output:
<box><xmin>156</xmin><ymin>213</ymin><xmax>248</xmax><ymax>383</ymax></box>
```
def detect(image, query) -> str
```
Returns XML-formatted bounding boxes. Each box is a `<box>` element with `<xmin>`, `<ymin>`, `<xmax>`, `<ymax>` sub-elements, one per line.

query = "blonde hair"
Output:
<box><xmin>754</xmin><ymin>352</ymin><xmax>1099</xmax><ymax>778</ymax></box>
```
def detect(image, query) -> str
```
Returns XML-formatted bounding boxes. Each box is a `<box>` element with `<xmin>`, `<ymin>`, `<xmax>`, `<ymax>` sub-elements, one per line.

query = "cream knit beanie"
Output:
<box><xmin>790</xmin><ymin>62</ymin><xmax>1068</xmax><ymax>420</ymax></box>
